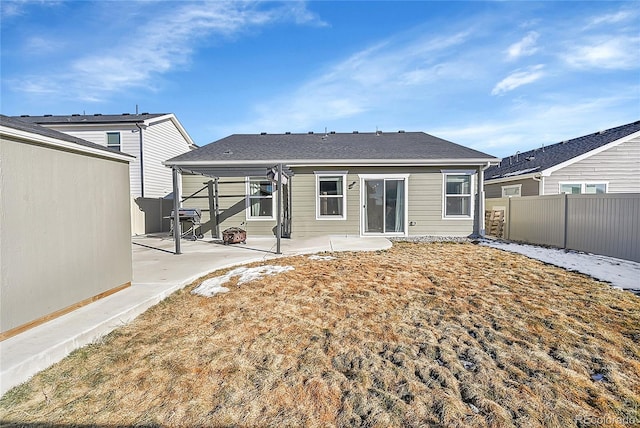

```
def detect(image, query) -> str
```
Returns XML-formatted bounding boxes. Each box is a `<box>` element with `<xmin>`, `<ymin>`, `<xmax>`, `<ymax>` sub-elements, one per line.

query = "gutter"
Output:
<box><xmin>164</xmin><ymin>158</ymin><xmax>502</xmax><ymax>168</ymax></box>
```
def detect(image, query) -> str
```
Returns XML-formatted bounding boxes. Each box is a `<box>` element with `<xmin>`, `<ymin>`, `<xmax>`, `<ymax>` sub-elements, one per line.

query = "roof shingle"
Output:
<box><xmin>485</xmin><ymin>120</ymin><xmax>640</xmax><ymax>180</ymax></box>
<box><xmin>166</xmin><ymin>131</ymin><xmax>498</xmax><ymax>164</ymax></box>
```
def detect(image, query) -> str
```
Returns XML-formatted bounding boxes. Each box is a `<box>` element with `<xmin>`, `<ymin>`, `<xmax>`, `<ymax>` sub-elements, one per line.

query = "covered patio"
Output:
<box><xmin>168</xmin><ymin>163</ymin><xmax>294</xmax><ymax>255</ymax></box>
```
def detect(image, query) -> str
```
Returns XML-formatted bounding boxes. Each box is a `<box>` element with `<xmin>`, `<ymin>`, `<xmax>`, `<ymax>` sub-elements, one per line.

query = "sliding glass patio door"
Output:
<box><xmin>362</xmin><ymin>177</ymin><xmax>406</xmax><ymax>235</ymax></box>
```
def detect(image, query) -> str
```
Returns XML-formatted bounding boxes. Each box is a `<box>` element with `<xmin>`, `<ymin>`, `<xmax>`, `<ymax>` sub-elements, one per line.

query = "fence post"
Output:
<box><xmin>563</xmin><ymin>193</ymin><xmax>568</xmax><ymax>249</ymax></box>
<box><xmin>507</xmin><ymin>196</ymin><xmax>512</xmax><ymax>240</ymax></box>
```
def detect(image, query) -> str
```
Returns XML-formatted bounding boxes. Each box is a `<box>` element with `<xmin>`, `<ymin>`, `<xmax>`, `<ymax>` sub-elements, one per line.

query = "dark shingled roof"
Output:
<box><xmin>1</xmin><ymin>114</ymin><xmax>134</xmax><ymax>157</ymax></box>
<box><xmin>485</xmin><ymin>120</ymin><xmax>640</xmax><ymax>181</ymax></box>
<box><xmin>166</xmin><ymin>131</ymin><xmax>497</xmax><ymax>164</ymax></box>
<box><xmin>12</xmin><ymin>113</ymin><xmax>167</xmax><ymax>125</ymax></box>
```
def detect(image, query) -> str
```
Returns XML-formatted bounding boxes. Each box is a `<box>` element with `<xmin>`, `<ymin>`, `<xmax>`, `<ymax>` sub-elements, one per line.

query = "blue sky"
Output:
<box><xmin>1</xmin><ymin>1</ymin><xmax>639</xmax><ymax>157</ymax></box>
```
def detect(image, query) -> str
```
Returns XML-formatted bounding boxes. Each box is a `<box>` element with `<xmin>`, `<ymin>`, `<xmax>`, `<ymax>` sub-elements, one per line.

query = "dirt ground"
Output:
<box><xmin>2</xmin><ymin>242</ymin><xmax>639</xmax><ymax>427</ymax></box>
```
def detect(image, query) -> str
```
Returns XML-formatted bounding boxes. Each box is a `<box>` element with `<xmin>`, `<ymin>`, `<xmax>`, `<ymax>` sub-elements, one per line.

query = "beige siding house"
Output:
<box><xmin>167</xmin><ymin>131</ymin><xmax>499</xmax><ymax>240</ymax></box>
<box><xmin>0</xmin><ymin>115</ymin><xmax>133</xmax><ymax>340</ymax></box>
<box><xmin>484</xmin><ymin>120</ymin><xmax>640</xmax><ymax>197</ymax></box>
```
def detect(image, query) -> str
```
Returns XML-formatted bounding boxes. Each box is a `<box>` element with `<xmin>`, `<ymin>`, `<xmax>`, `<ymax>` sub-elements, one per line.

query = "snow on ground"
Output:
<box><xmin>192</xmin><ymin>265</ymin><xmax>294</xmax><ymax>297</ymax></box>
<box><xmin>480</xmin><ymin>239</ymin><xmax>640</xmax><ymax>294</ymax></box>
<box><xmin>308</xmin><ymin>255</ymin><xmax>336</xmax><ymax>261</ymax></box>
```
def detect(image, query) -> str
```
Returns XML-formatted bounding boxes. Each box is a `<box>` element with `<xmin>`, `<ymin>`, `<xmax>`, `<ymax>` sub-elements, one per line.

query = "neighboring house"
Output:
<box><xmin>0</xmin><ymin>115</ymin><xmax>133</xmax><ymax>340</ymax></box>
<box><xmin>165</xmin><ymin>131</ymin><xmax>500</xmax><ymax>239</ymax></box>
<box><xmin>13</xmin><ymin>113</ymin><xmax>197</xmax><ymax>199</ymax></box>
<box><xmin>484</xmin><ymin>120</ymin><xmax>640</xmax><ymax>198</ymax></box>
<box><xmin>14</xmin><ymin>113</ymin><xmax>198</xmax><ymax>234</ymax></box>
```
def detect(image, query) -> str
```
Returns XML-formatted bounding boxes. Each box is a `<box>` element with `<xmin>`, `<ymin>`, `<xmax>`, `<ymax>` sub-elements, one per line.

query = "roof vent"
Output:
<box><xmin>398</xmin><ymin>130</ymin><xmax>405</xmax><ymax>133</ymax></box>
<box><xmin>141</xmin><ymin>112</ymin><xmax>149</xmax><ymax>115</ymax></box>
<box><xmin>598</xmin><ymin>130</ymin><xmax>606</xmax><ymax>135</ymax></box>
<box><xmin>526</xmin><ymin>156</ymin><xmax>535</xmax><ymax>161</ymax></box>
<box><xmin>223</xmin><ymin>150</ymin><xmax>233</xmax><ymax>155</ymax></box>
<box><xmin>94</xmin><ymin>113</ymin><xmax>102</xmax><ymax>116</ymax></box>
<box><xmin>44</xmin><ymin>114</ymin><xmax>52</xmax><ymax>117</ymax></box>
<box><xmin>71</xmin><ymin>114</ymin><xmax>80</xmax><ymax>116</ymax></box>
<box><xmin>330</xmin><ymin>131</ymin><xmax>336</xmax><ymax>134</ymax></box>
<box><xmin>122</xmin><ymin>113</ymin><xmax>130</xmax><ymax>116</ymax></box>
<box><xmin>353</xmin><ymin>131</ymin><xmax>359</xmax><ymax>134</ymax></box>
<box><xmin>308</xmin><ymin>131</ymin><xmax>314</xmax><ymax>134</ymax></box>
<box><xmin>285</xmin><ymin>131</ymin><xmax>291</xmax><ymax>135</ymax></box>
<box><xmin>20</xmin><ymin>115</ymin><xmax>30</xmax><ymax>117</ymax></box>
<box><xmin>260</xmin><ymin>132</ymin><xmax>267</xmax><ymax>135</ymax></box>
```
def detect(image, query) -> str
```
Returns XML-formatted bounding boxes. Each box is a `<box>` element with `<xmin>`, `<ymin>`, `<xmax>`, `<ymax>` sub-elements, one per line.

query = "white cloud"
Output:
<box><xmin>12</xmin><ymin>1</ymin><xmax>325</xmax><ymax>100</ymax></box>
<box><xmin>491</xmin><ymin>64</ymin><xmax>544</xmax><ymax>96</ymax></box>
<box><xmin>506</xmin><ymin>31</ymin><xmax>539</xmax><ymax>61</ymax></box>
<box><xmin>231</xmin><ymin>30</ymin><xmax>474</xmax><ymax>133</ymax></box>
<box><xmin>432</xmin><ymin>92</ymin><xmax>638</xmax><ymax>156</ymax></box>
<box><xmin>585</xmin><ymin>9</ymin><xmax>638</xmax><ymax>28</ymax></box>
<box><xmin>563</xmin><ymin>36</ymin><xmax>640</xmax><ymax>70</ymax></box>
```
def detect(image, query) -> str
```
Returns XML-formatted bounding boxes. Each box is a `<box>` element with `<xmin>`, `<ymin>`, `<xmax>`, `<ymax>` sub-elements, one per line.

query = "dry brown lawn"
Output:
<box><xmin>1</xmin><ymin>242</ymin><xmax>639</xmax><ymax>427</ymax></box>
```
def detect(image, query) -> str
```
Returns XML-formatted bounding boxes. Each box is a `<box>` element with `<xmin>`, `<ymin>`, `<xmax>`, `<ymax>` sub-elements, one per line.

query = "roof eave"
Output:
<box><xmin>165</xmin><ymin>158</ymin><xmax>501</xmax><ymax>167</ymax></box>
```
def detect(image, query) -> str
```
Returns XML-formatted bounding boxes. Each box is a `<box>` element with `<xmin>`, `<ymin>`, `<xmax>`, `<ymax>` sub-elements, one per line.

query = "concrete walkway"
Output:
<box><xmin>0</xmin><ymin>235</ymin><xmax>391</xmax><ymax>396</ymax></box>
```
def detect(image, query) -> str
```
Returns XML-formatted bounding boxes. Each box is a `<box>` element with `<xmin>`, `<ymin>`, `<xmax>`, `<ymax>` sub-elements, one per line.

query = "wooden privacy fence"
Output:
<box><xmin>485</xmin><ymin>193</ymin><xmax>640</xmax><ymax>262</ymax></box>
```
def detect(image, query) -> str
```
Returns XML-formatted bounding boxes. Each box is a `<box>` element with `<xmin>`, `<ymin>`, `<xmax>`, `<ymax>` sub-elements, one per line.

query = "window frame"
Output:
<box><xmin>106</xmin><ymin>132</ymin><xmax>121</xmax><ymax>152</ymax></box>
<box><xmin>315</xmin><ymin>172</ymin><xmax>348</xmax><ymax>220</ymax></box>
<box><xmin>442</xmin><ymin>172</ymin><xmax>474</xmax><ymax>220</ymax></box>
<box><xmin>501</xmin><ymin>184</ymin><xmax>522</xmax><ymax>198</ymax></box>
<box><xmin>245</xmin><ymin>176</ymin><xmax>275</xmax><ymax>221</ymax></box>
<box><xmin>559</xmin><ymin>182</ymin><xmax>608</xmax><ymax>194</ymax></box>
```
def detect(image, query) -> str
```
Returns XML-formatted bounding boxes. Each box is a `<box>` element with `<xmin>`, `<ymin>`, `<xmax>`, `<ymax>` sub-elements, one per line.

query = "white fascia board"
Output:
<box><xmin>484</xmin><ymin>172</ymin><xmax>540</xmax><ymax>184</ymax></box>
<box><xmin>165</xmin><ymin>158</ymin><xmax>501</xmax><ymax>167</ymax></box>
<box><xmin>1</xmin><ymin>126</ymin><xmax>134</xmax><ymax>162</ymax></box>
<box><xmin>542</xmin><ymin>130</ymin><xmax>640</xmax><ymax>176</ymax></box>
<box><xmin>145</xmin><ymin>114</ymin><xmax>197</xmax><ymax>148</ymax></box>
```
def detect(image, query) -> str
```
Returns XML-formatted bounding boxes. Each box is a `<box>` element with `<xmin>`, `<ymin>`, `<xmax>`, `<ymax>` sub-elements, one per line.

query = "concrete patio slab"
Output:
<box><xmin>0</xmin><ymin>234</ymin><xmax>390</xmax><ymax>396</ymax></box>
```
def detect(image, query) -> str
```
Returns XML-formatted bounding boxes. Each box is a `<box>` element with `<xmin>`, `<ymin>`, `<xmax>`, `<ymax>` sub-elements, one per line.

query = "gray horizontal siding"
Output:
<box><xmin>183</xmin><ymin>166</ymin><xmax>480</xmax><ymax>238</ymax></box>
<box><xmin>544</xmin><ymin>137</ymin><xmax>640</xmax><ymax>194</ymax></box>
<box><xmin>485</xmin><ymin>177</ymin><xmax>539</xmax><ymax>198</ymax></box>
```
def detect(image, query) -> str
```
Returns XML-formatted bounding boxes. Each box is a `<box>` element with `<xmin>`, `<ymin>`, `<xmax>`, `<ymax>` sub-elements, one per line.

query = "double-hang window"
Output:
<box><xmin>316</xmin><ymin>172</ymin><xmax>347</xmax><ymax>220</ymax></box>
<box><xmin>106</xmin><ymin>132</ymin><xmax>121</xmax><ymax>152</ymax></box>
<box><xmin>247</xmin><ymin>177</ymin><xmax>274</xmax><ymax>220</ymax></box>
<box><xmin>443</xmin><ymin>172</ymin><xmax>473</xmax><ymax>218</ymax></box>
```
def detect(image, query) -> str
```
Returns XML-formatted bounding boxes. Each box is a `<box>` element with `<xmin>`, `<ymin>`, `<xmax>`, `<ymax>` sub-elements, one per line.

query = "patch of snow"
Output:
<box><xmin>192</xmin><ymin>265</ymin><xmax>294</xmax><ymax>297</ymax></box>
<box><xmin>480</xmin><ymin>239</ymin><xmax>640</xmax><ymax>293</ymax></box>
<box><xmin>308</xmin><ymin>255</ymin><xmax>336</xmax><ymax>261</ymax></box>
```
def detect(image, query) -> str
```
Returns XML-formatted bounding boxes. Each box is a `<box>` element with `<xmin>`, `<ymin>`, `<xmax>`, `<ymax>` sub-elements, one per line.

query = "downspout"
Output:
<box><xmin>135</xmin><ymin>123</ymin><xmax>145</xmax><ymax>198</ymax></box>
<box><xmin>532</xmin><ymin>173</ymin><xmax>543</xmax><ymax>195</ymax></box>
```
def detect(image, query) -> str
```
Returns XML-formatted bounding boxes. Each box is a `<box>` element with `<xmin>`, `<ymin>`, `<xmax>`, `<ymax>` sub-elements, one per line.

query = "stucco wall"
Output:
<box><xmin>0</xmin><ymin>137</ymin><xmax>132</xmax><ymax>335</ymax></box>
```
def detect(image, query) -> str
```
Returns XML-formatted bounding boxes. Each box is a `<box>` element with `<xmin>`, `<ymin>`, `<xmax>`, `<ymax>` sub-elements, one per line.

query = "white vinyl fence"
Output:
<box><xmin>486</xmin><ymin>193</ymin><xmax>640</xmax><ymax>262</ymax></box>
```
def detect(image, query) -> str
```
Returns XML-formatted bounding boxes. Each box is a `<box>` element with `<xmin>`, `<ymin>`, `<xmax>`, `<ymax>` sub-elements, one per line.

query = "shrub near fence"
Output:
<box><xmin>485</xmin><ymin>193</ymin><xmax>640</xmax><ymax>263</ymax></box>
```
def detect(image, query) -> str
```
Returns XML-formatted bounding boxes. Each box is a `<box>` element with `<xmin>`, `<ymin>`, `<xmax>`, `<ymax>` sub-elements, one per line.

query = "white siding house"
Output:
<box><xmin>13</xmin><ymin>113</ymin><xmax>197</xmax><ymax>199</ymax></box>
<box><xmin>484</xmin><ymin>121</ymin><xmax>640</xmax><ymax>197</ymax></box>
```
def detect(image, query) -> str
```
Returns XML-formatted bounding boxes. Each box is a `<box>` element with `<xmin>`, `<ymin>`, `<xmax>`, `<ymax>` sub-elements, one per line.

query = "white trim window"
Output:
<box><xmin>246</xmin><ymin>177</ymin><xmax>275</xmax><ymax>220</ymax></box>
<box><xmin>316</xmin><ymin>173</ymin><xmax>347</xmax><ymax>220</ymax></box>
<box><xmin>443</xmin><ymin>173</ymin><xmax>473</xmax><ymax>218</ymax></box>
<box><xmin>106</xmin><ymin>132</ymin><xmax>121</xmax><ymax>152</ymax></box>
<box><xmin>501</xmin><ymin>184</ymin><xmax>522</xmax><ymax>197</ymax></box>
<box><xmin>559</xmin><ymin>182</ymin><xmax>607</xmax><ymax>194</ymax></box>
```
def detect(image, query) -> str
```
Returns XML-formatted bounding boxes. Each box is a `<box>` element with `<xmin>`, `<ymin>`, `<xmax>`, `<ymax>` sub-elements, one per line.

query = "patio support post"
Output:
<box><xmin>172</xmin><ymin>167</ymin><xmax>181</xmax><ymax>255</ymax></box>
<box><xmin>276</xmin><ymin>163</ymin><xmax>283</xmax><ymax>254</ymax></box>
<box><xmin>214</xmin><ymin>178</ymin><xmax>220</xmax><ymax>239</ymax></box>
<box><xmin>207</xmin><ymin>180</ymin><xmax>216</xmax><ymax>238</ymax></box>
